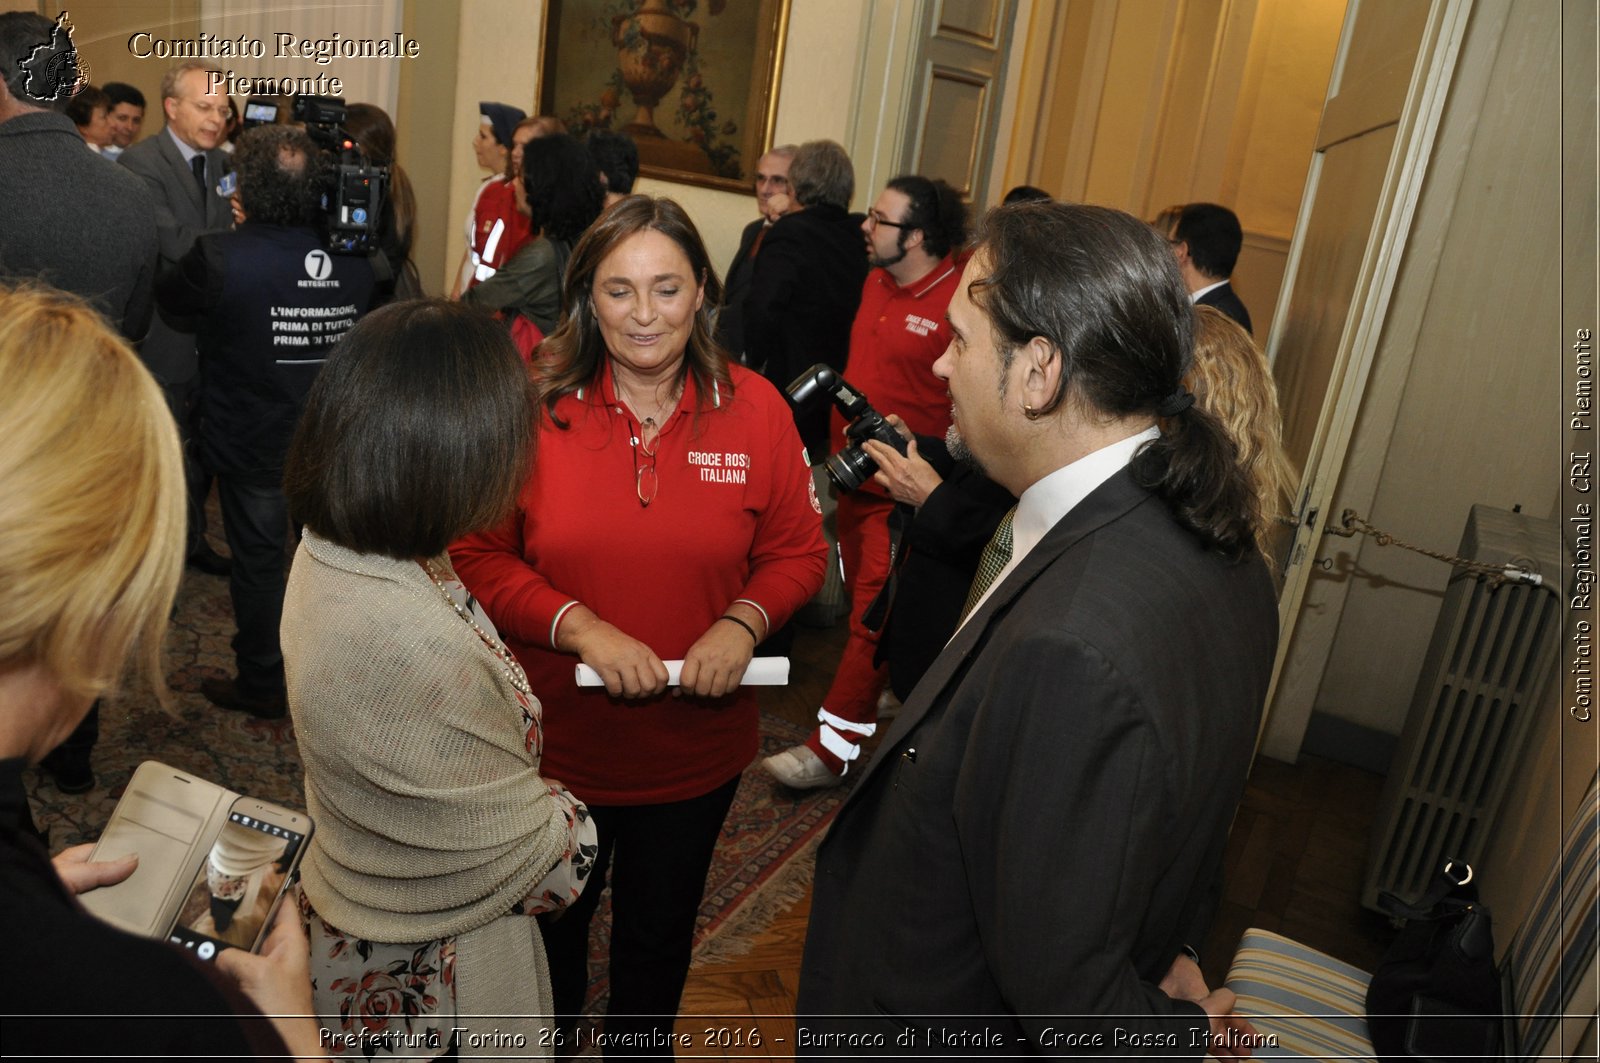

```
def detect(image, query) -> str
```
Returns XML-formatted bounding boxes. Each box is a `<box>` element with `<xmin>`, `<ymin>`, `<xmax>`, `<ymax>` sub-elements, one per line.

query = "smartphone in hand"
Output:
<box><xmin>82</xmin><ymin>762</ymin><xmax>313</xmax><ymax>958</ymax></box>
<box><xmin>164</xmin><ymin>796</ymin><xmax>310</xmax><ymax>959</ymax></box>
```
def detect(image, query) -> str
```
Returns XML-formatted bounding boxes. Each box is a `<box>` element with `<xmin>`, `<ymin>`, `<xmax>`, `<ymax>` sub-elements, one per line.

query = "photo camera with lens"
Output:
<box><xmin>290</xmin><ymin>94</ymin><xmax>388</xmax><ymax>256</ymax></box>
<box><xmin>786</xmin><ymin>363</ymin><xmax>909</xmax><ymax>492</ymax></box>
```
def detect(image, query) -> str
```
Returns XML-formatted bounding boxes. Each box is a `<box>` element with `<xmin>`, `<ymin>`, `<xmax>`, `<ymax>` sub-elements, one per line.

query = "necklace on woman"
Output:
<box><xmin>420</xmin><ymin>558</ymin><xmax>533</xmax><ymax>696</ymax></box>
<box><xmin>613</xmin><ymin>375</ymin><xmax>684</xmax><ymax>507</ymax></box>
<box><xmin>614</xmin><ymin>376</ymin><xmax>683</xmax><ymax>428</ymax></box>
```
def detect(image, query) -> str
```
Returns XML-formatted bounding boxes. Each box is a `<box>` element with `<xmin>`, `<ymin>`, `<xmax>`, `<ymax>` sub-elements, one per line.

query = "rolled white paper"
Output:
<box><xmin>575</xmin><ymin>656</ymin><xmax>790</xmax><ymax>687</ymax></box>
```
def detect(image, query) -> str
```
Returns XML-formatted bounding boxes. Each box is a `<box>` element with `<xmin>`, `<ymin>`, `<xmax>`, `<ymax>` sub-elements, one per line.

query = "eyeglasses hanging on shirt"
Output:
<box><xmin>631</xmin><ymin>417</ymin><xmax>660</xmax><ymax>507</ymax></box>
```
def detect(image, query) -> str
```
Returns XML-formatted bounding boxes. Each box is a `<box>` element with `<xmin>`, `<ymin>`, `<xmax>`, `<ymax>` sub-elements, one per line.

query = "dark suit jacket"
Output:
<box><xmin>798</xmin><ymin>468</ymin><xmax>1278</xmax><ymax>1053</ymax></box>
<box><xmin>0</xmin><ymin>111</ymin><xmax>158</xmax><ymax>340</ymax></box>
<box><xmin>1197</xmin><ymin>281</ymin><xmax>1252</xmax><ymax>335</ymax></box>
<box><xmin>715</xmin><ymin>216</ymin><xmax>767</xmax><ymax>360</ymax></box>
<box><xmin>119</xmin><ymin>129</ymin><xmax>234</xmax><ymax>384</ymax></box>
<box><xmin>883</xmin><ymin>436</ymin><xmax>1015</xmax><ymax>702</ymax></box>
<box><xmin>743</xmin><ymin>204</ymin><xmax>868</xmax><ymax>451</ymax></box>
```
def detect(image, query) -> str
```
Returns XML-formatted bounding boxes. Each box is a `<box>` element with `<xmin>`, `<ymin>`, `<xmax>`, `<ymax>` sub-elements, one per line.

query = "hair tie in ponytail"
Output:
<box><xmin>1157</xmin><ymin>388</ymin><xmax>1195</xmax><ymax>417</ymax></box>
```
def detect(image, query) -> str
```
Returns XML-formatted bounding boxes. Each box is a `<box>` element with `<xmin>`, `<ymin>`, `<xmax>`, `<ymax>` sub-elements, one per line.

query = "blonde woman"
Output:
<box><xmin>1187</xmin><ymin>305</ymin><xmax>1300</xmax><ymax>556</ymax></box>
<box><xmin>0</xmin><ymin>286</ymin><xmax>321</xmax><ymax>1059</ymax></box>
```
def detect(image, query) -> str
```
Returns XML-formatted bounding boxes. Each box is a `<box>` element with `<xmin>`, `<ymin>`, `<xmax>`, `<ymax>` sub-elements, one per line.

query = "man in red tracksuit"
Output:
<box><xmin>764</xmin><ymin>175</ymin><xmax>968</xmax><ymax>788</ymax></box>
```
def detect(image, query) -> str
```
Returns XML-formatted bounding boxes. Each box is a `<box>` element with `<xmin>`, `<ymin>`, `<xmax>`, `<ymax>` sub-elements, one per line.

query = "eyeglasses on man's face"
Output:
<box><xmin>865</xmin><ymin>209</ymin><xmax>908</xmax><ymax>231</ymax></box>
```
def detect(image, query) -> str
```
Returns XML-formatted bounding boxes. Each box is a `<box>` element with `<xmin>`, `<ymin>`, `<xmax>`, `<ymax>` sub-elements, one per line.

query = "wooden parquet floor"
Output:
<box><xmin>668</xmin><ymin>622</ymin><xmax>1394</xmax><ymax>1058</ymax></box>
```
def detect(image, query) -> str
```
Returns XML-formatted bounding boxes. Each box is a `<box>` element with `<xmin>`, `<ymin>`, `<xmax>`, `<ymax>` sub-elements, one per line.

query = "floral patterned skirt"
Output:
<box><xmin>293</xmin><ymin>786</ymin><xmax>592</xmax><ymax>1058</ymax></box>
<box><xmin>296</xmin><ymin>886</ymin><xmax>460</xmax><ymax>1059</ymax></box>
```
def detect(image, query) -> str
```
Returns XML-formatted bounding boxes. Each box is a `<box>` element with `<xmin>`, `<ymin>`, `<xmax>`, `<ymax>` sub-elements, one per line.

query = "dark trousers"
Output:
<box><xmin>39</xmin><ymin>701</ymin><xmax>98</xmax><ymax>786</ymax></box>
<box><xmin>4</xmin><ymin>767</ymin><xmax>48</xmax><ymax>847</ymax></box>
<box><xmin>540</xmin><ymin>775</ymin><xmax>740</xmax><ymax>1057</ymax></box>
<box><xmin>216</xmin><ymin>474</ymin><xmax>290</xmax><ymax>696</ymax></box>
<box><xmin>156</xmin><ymin>373</ymin><xmax>214</xmax><ymax>556</ymax></box>
<box><xmin>55</xmin><ymin>700</ymin><xmax>98</xmax><ymax>752</ymax></box>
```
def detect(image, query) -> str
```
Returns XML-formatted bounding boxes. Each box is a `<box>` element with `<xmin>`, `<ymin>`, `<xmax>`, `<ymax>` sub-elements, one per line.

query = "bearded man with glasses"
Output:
<box><xmin>764</xmin><ymin>175</ymin><xmax>969</xmax><ymax>790</ymax></box>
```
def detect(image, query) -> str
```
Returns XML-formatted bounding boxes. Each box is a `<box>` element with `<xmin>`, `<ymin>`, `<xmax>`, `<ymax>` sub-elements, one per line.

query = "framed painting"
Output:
<box><xmin>538</xmin><ymin>0</ymin><xmax>792</xmax><ymax>194</ymax></box>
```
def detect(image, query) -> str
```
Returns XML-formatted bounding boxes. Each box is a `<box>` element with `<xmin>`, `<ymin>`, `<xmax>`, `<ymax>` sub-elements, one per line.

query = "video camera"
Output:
<box><xmin>786</xmin><ymin>363</ymin><xmax>909</xmax><ymax>492</ymax></box>
<box><xmin>239</xmin><ymin>97</ymin><xmax>279</xmax><ymax>131</ymax></box>
<box><xmin>288</xmin><ymin>94</ymin><xmax>388</xmax><ymax>256</ymax></box>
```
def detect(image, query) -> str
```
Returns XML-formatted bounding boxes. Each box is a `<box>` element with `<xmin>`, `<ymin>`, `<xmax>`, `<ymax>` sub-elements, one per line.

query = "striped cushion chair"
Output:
<box><xmin>1502</xmin><ymin>770</ymin><xmax>1598</xmax><ymax>1061</ymax></box>
<box><xmin>1225</xmin><ymin>929</ymin><xmax>1378</xmax><ymax>1061</ymax></box>
<box><xmin>1224</xmin><ymin>770</ymin><xmax>1598</xmax><ymax>1062</ymax></box>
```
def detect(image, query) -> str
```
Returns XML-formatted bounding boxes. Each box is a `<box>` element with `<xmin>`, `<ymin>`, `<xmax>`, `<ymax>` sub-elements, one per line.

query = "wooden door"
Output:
<box><xmin>1260</xmin><ymin>0</ymin><xmax>1474</xmax><ymax>760</ymax></box>
<box><xmin>899</xmin><ymin>0</ymin><xmax>1017</xmax><ymax>204</ymax></box>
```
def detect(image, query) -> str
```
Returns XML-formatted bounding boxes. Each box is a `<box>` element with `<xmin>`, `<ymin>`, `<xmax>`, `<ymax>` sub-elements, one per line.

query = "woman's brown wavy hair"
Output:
<box><xmin>534</xmin><ymin>195</ymin><xmax>730</xmax><ymax>426</ymax></box>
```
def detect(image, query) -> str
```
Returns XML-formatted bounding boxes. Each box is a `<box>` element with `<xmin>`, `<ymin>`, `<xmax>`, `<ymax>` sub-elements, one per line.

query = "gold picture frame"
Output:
<box><xmin>537</xmin><ymin>0</ymin><xmax>791</xmax><ymax>194</ymax></box>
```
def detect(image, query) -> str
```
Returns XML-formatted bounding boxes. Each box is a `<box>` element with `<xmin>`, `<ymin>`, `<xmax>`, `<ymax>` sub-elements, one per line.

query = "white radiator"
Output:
<box><xmin>1362</xmin><ymin>505</ymin><xmax>1564</xmax><ymax>911</ymax></box>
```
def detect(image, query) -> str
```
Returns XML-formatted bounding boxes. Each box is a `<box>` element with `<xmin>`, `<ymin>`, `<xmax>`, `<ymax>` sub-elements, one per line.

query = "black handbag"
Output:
<box><xmin>1365</xmin><ymin>860</ymin><xmax>1502</xmax><ymax>1062</ymax></box>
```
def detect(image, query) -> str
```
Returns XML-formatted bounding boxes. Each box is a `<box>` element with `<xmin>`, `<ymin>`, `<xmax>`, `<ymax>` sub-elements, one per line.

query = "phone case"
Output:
<box><xmin>80</xmin><ymin>760</ymin><xmax>306</xmax><ymax>941</ymax></box>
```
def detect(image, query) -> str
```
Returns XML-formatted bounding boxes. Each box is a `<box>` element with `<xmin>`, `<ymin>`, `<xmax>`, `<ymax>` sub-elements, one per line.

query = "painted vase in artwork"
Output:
<box><xmin>610</xmin><ymin>0</ymin><xmax>698</xmax><ymax>141</ymax></box>
<box><xmin>599</xmin><ymin>0</ymin><xmax>733</xmax><ymax>177</ymax></box>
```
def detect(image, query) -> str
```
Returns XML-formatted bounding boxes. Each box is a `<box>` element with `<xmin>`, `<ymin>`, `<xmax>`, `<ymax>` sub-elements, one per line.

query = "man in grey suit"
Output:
<box><xmin>120</xmin><ymin>59</ymin><xmax>234</xmax><ymax>574</ymax></box>
<box><xmin>0</xmin><ymin>13</ymin><xmax>157</xmax><ymax>340</ymax></box>
<box><xmin>0</xmin><ymin>10</ymin><xmax>162</xmax><ymax>795</ymax></box>
<box><xmin>798</xmin><ymin>203</ymin><xmax>1278</xmax><ymax>1055</ymax></box>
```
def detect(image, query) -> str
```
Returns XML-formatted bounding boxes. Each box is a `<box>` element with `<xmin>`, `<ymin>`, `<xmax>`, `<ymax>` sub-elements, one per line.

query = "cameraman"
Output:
<box><xmin>157</xmin><ymin>124</ymin><xmax>378</xmax><ymax>720</ymax></box>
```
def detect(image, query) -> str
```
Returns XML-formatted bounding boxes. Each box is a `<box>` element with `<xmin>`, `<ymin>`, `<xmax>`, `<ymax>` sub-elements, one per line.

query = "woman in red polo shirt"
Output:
<box><xmin>452</xmin><ymin>195</ymin><xmax>826</xmax><ymax>1053</ymax></box>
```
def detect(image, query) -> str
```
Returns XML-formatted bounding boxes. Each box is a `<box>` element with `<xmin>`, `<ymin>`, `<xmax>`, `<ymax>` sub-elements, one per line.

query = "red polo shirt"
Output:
<box><xmin>832</xmin><ymin>255</ymin><xmax>963</xmax><ymax>457</ymax></box>
<box><xmin>452</xmin><ymin>363</ymin><xmax>827</xmax><ymax>805</ymax></box>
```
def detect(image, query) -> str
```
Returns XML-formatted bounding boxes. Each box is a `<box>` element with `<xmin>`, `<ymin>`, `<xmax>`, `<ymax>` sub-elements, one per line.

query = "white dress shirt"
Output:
<box><xmin>167</xmin><ymin>124</ymin><xmax>202</xmax><ymax>168</ymax></box>
<box><xmin>955</xmin><ymin>425</ymin><xmax>1160</xmax><ymax>633</ymax></box>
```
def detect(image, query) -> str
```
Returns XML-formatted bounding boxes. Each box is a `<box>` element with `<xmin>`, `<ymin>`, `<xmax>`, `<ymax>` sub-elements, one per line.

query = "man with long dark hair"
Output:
<box><xmin>799</xmin><ymin>202</ymin><xmax>1277</xmax><ymax>1051</ymax></box>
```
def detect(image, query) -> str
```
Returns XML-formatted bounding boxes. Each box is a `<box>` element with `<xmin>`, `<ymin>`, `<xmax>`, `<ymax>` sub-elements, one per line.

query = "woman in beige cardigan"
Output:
<box><xmin>280</xmin><ymin>300</ymin><xmax>595</xmax><ymax>1060</ymax></box>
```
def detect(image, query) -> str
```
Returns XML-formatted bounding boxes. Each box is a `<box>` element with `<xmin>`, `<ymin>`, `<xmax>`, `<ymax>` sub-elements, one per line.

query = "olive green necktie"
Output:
<box><xmin>960</xmin><ymin>505</ymin><xmax>1017</xmax><ymax>623</ymax></box>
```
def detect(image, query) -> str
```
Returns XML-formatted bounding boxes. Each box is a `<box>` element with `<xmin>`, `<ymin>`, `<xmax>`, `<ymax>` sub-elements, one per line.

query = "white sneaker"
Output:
<box><xmin>763</xmin><ymin>744</ymin><xmax>842</xmax><ymax>789</ymax></box>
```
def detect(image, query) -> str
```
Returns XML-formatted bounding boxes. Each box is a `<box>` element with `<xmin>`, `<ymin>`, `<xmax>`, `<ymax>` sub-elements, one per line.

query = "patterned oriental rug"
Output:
<box><xmin>22</xmin><ymin>565</ymin><xmax>846</xmax><ymax>1012</ymax></box>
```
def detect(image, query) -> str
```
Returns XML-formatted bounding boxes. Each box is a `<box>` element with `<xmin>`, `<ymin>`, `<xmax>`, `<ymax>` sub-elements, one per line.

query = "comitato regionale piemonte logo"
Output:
<box><xmin>17</xmin><ymin>12</ymin><xmax>90</xmax><ymax>104</ymax></box>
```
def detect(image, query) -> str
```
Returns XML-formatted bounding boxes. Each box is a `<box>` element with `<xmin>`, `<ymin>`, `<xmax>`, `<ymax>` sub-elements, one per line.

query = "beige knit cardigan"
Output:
<box><xmin>284</xmin><ymin>531</ymin><xmax>574</xmax><ymax>1055</ymax></box>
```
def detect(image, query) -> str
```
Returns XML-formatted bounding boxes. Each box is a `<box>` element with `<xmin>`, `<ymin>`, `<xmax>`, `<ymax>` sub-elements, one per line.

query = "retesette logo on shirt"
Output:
<box><xmin>304</xmin><ymin>250</ymin><xmax>334</xmax><ymax>281</ymax></box>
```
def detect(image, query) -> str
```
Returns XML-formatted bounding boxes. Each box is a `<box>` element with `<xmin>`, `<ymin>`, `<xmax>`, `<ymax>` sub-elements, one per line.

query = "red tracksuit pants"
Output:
<box><xmin>804</xmin><ymin>490</ymin><xmax>895</xmax><ymax>773</ymax></box>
